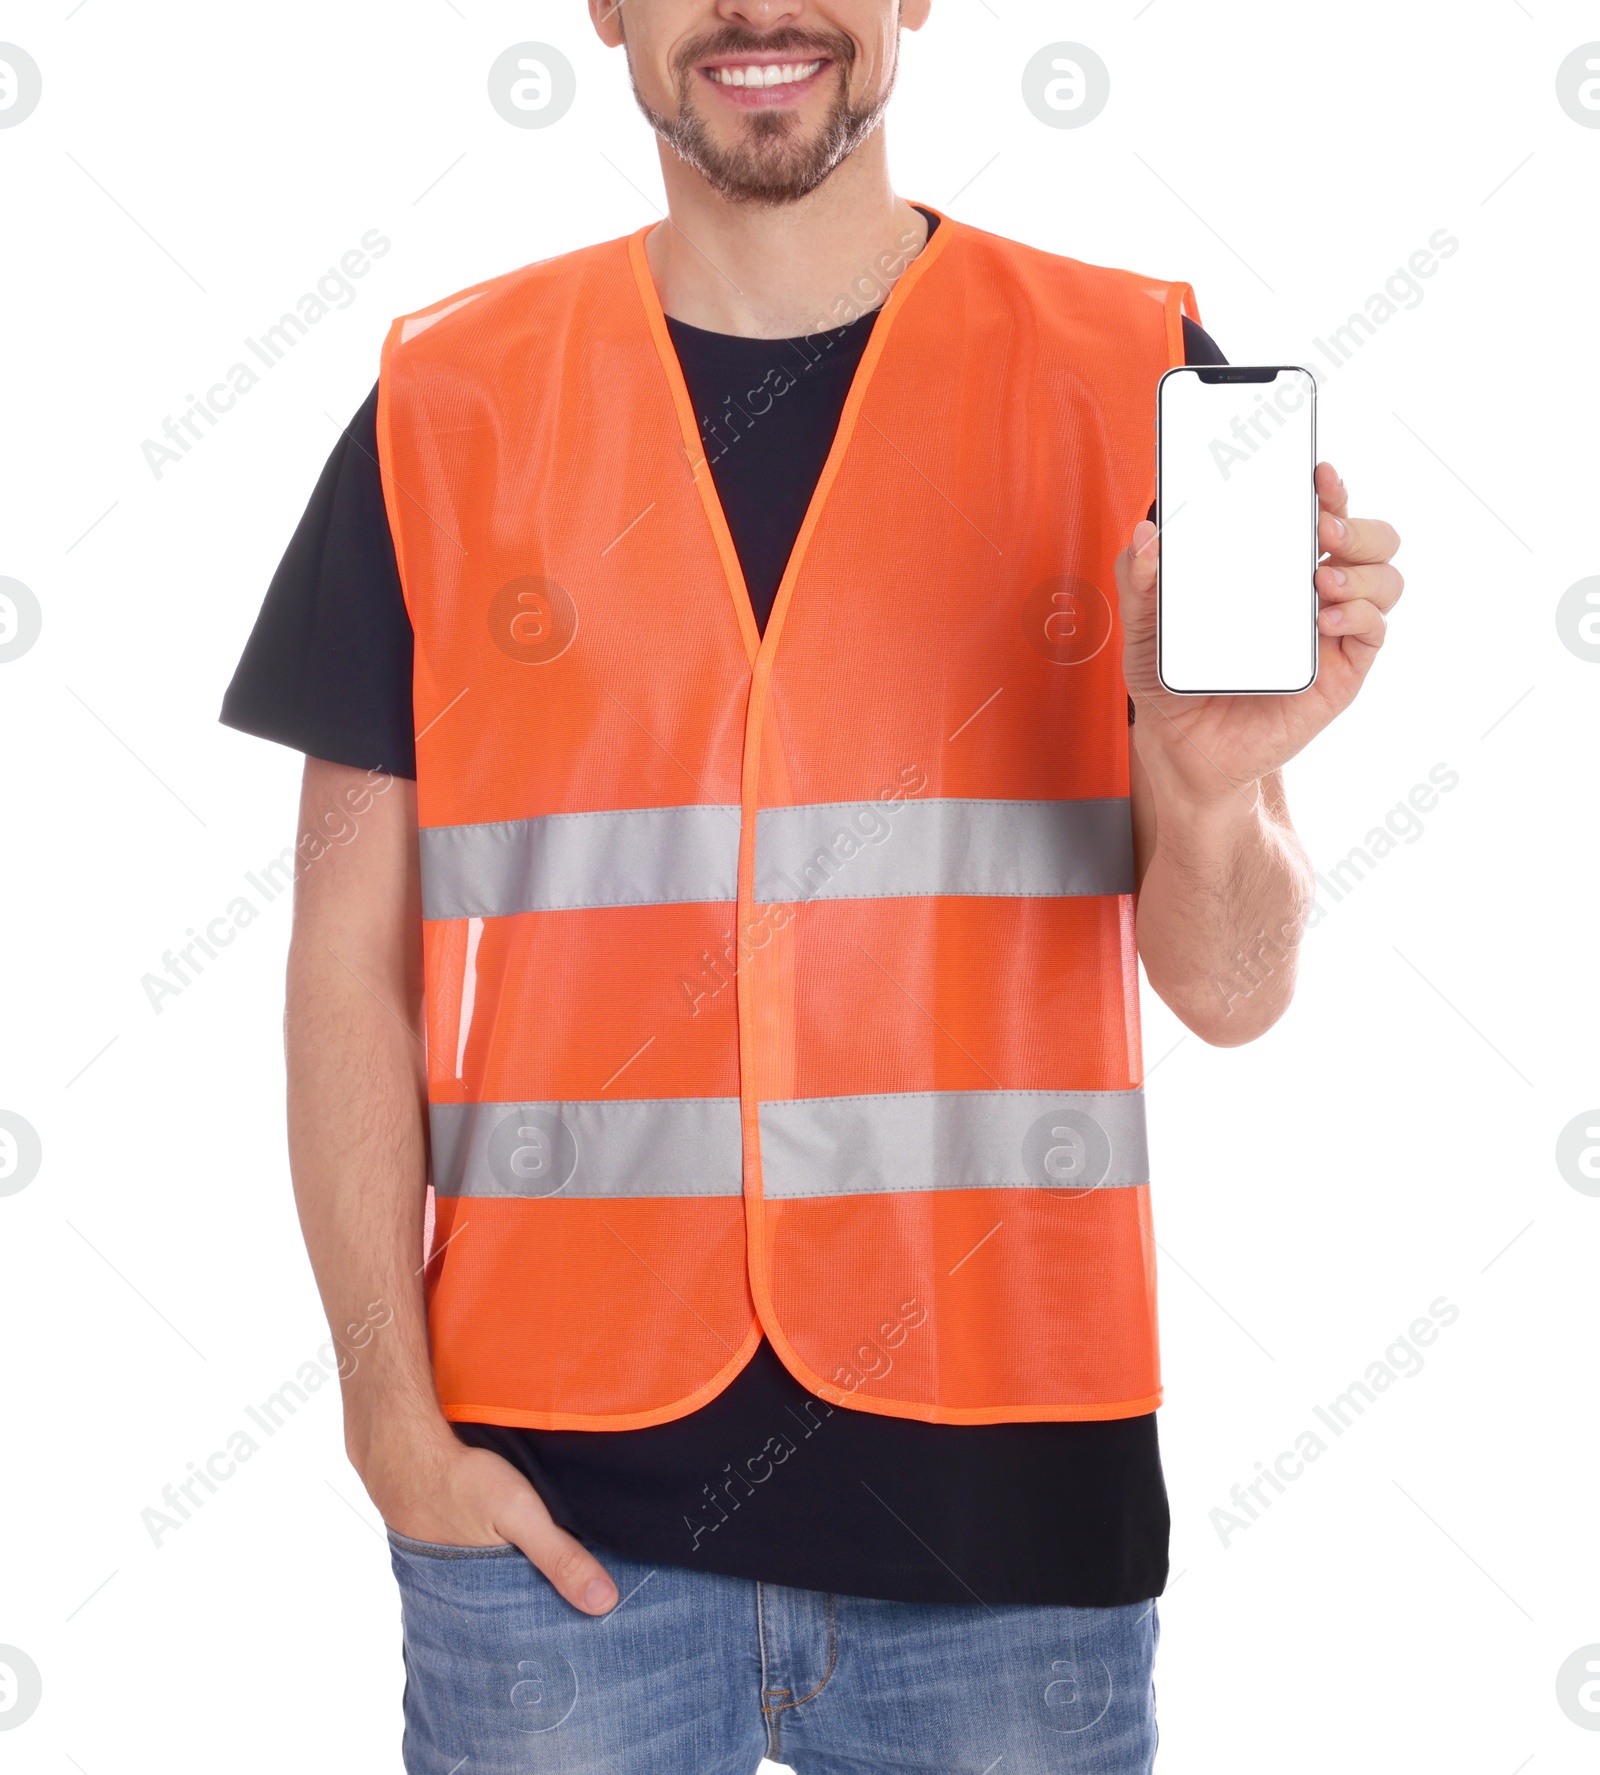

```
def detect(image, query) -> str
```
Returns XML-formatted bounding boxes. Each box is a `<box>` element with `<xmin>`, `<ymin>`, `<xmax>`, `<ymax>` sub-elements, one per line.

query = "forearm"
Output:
<box><xmin>1133</xmin><ymin>752</ymin><xmax>1314</xmax><ymax>1045</ymax></box>
<box><xmin>283</xmin><ymin>767</ymin><xmax>454</xmax><ymax>1474</ymax></box>
<box><xmin>278</xmin><ymin>762</ymin><xmax>619</xmax><ymax>1609</ymax></box>
<box><xmin>286</xmin><ymin>944</ymin><xmax>446</xmax><ymax>1463</ymax></box>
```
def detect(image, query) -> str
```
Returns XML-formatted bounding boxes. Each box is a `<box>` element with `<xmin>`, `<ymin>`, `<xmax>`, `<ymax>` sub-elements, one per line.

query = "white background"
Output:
<box><xmin>2</xmin><ymin>1</ymin><xmax>1597</xmax><ymax>1769</ymax></box>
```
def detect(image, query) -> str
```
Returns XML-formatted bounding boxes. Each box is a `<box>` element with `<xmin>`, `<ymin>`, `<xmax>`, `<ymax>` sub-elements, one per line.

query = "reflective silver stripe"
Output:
<box><xmin>421</xmin><ymin>796</ymin><xmax>1132</xmax><ymax>920</ymax></box>
<box><xmin>430</xmin><ymin>1098</ymin><xmax>743</xmax><ymax>1199</ymax></box>
<box><xmin>757</xmin><ymin>1089</ymin><xmax>1149</xmax><ymax>1197</ymax></box>
<box><xmin>754</xmin><ymin>798</ymin><xmax>1134</xmax><ymax>903</ymax></box>
<box><xmin>433</xmin><ymin>1090</ymin><xmax>1149</xmax><ymax>1199</ymax></box>
<box><xmin>419</xmin><ymin>805</ymin><xmax>740</xmax><ymax>921</ymax></box>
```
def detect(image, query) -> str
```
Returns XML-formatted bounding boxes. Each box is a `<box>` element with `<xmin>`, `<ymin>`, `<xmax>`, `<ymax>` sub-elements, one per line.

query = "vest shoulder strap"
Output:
<box><xmin>940</xmin><ymin>218</ymin><xmax>1199</xmax><ymax>363</ymax></box>
<box><xmin>385</xmin><ymin>234</ymin><xmax>633</xmax><ymax>358</ymax></box>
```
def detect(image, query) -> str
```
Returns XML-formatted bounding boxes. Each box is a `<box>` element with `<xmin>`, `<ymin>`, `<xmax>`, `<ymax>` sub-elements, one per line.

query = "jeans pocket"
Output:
<box><xmin>385</xmin><ymin>1526</ymin><xmax>523</xmax><ymax>1560</ymax></box>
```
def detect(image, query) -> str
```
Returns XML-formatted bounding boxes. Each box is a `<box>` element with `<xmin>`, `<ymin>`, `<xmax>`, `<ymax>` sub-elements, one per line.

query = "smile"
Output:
<box><xmin>704</xmin><ymin>60</ymin><xmax>826</xmax><ymax>89</ymax></box>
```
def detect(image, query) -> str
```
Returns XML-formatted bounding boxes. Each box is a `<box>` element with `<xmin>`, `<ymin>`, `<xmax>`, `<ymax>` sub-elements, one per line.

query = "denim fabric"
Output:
<box><xmin>389</xmin><ymin>1531</ymin><xmax>1159</xmax><ymax>1773</ymax></box>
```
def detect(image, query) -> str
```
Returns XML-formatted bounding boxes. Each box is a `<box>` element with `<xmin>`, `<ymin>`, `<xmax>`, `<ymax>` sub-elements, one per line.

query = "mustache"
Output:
<box><xmin>675</xmin><ymin>25</ymin><xmax>856</xmax><ymax>78</ymax></box>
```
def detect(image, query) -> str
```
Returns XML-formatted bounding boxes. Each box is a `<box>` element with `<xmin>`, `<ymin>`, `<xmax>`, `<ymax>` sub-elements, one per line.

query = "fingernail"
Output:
<box><xmin>1322</xmin><ymin>607</ymin><xmax>1343</xmax><ymax>628</ymax></box>
<box><xmin>1332</xmin><ymin>517</ymin><xmax>1346</xmax><ymax>539</ymax></box>
<box><xmin>1330</xmin><ymin>568</ymin><xmax>1346</xmax><ymax>586</ymax></box>
<box><xmin>583</xmin><ymin>1579</ymin><xmax>616</xmax><ymax>1611</ymax></box>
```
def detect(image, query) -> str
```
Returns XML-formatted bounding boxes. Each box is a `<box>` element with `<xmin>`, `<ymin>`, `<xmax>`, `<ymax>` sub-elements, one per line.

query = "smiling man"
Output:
<box><xmin>221</xmin><ymin>1</ymin><xmax>1401</xmax><ymax>1770</ymax></box>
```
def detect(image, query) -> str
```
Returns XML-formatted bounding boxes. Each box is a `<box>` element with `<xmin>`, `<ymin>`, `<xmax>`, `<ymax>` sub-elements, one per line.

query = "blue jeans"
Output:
<box><xmin>389</xmin><ymin>1531</ymin><xmax>1159</xmax><ymax>1773</ymax></box>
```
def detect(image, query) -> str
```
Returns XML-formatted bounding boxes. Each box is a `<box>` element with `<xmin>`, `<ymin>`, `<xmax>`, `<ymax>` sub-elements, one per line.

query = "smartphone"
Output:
<box><xmin>1156</xmin><ymin>365</ymin><xmax>1319</xmax><ymax>696</ymax></box>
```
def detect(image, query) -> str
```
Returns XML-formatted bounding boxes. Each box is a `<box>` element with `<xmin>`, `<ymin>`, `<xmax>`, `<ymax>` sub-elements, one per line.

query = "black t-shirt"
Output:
<box><xmin>222</xmin><ymin>219</ymin><xmax>1225</xmax><ymax>1607</ymax></box>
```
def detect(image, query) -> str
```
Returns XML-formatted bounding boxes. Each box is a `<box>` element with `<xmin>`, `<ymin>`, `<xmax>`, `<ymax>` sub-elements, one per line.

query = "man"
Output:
<box><xmin>222</xmin><ymin>0</ymin><xmax>1402</xmax><ymax>1768</ymax></box>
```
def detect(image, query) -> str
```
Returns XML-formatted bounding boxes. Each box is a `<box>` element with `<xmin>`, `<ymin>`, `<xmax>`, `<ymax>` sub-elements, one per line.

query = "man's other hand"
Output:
<box><xmin>360</xmin><ymin>1422</ymin><xmax>622</xmax><ymax>1616</ymax></box>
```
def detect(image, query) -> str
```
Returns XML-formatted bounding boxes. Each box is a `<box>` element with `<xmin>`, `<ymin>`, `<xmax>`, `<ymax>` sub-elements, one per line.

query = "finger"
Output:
<box><xmin>1319</xmin><ymin>509</ymin><xmax>1400</xmax><ymax>567</ymax></box>
<box><xmin>502</xmin><ymin>1503</ymin><xmax>619</xmax><ymax>1615</ymax></box>
<box><xmin>1315</xmin><ymin>560</ymin><xmax>1403</xmax><ymax>614</ymax></box>
<box><xmin>1317</xmin><ymin>596</ymin><xmax>1387</xmax><ymax>648</ymax></box>
<box><xmin>1315</xmin><ymin>461</ymin><xmax>1349</xmax><ymax>521</ymax></box>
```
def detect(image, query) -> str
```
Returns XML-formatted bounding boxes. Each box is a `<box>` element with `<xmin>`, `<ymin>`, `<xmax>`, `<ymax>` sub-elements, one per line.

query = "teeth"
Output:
<box><xmin>710</xmin><ymin>60</ymin><xmax>823</xmax><ymax>88</ymax></box>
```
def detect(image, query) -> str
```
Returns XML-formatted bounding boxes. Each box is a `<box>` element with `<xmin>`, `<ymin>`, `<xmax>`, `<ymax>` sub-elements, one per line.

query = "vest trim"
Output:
<box><xmin>430</xmin><ymin>1097</ymin><xmax>742</xmax><ymax>1198</ymax></box>
<box><xmin>417</xmin><ymin>795</ymin><xmax>1136</xmax><ymax>920</ymax></box>
<box><xmin>759</xmin><ymin>1088</ymin><xmax>1149</xmax><ymax>1197</ymax></box>
<box><xmin>419</xmin><ymin>803</ymin><xmax>741</xmax><ymax>920</ymax></box>
<box><xmin>428</xmin><ymin>1087</ymin><xmax>1148</xmax><ymax>1200</ymax></box>
<box><xmin>755</xmin><ymin>796</ymin><xmax>1135</xmax><ymax>903</ymax></box>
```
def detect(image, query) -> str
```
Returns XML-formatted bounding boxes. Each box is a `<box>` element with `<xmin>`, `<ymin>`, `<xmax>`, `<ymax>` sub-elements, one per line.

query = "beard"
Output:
<box><xmin>629</xmin><ymin>26</ymin><xmax>894</xmax><ymax>207</ymax></box>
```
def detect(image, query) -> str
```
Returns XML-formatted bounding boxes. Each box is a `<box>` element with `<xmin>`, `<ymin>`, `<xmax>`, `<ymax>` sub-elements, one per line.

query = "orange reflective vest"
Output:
<box><xmin>377</xmin><ymin>209</ymin><xmax>1197</xmax><ymax>1430</ymax></box>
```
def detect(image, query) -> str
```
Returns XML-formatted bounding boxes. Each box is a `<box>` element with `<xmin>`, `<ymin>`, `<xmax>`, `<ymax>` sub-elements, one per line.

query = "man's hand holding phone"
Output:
<box><xmin>1116</xmin><ymin>462</ymin><xmax>1403</xmax><ymax>803</ymax></box>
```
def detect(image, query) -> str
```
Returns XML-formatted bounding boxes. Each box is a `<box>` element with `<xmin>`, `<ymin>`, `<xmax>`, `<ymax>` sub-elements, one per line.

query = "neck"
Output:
<box><xmin>644</xmin><ymin>131</ymin><xmax>929</xmax><ymax>339</ymax></box>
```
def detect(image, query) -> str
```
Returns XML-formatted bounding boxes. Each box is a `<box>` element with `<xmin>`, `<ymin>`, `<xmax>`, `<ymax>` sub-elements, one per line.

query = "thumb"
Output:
<box><xmin>1116</xmin><ymin>520</ymin><xmax>1158</xmax><ymax>595</ymax></box>
<box><xmin>498</xmin><ymin>1494</ymin><xmax>619</xmax><ymax>1616</ymax></box>
<box><xmin>1126</xmin><ymin>519</ymin><xmax>1159</xmax><ymax>579</ymax></box>
<box><xmin>1116</xmin><ymin>520</ymin><xmax>1159</xmax><ymax>635</ymax></box>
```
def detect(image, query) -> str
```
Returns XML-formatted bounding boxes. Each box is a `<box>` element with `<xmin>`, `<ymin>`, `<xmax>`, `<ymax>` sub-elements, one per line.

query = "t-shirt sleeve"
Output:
<box><xmin>1181</xmin><ymin>315</ymin><xmax>1226</xmax><ymax>368</ymax></box>
<box><xmin>219</xmin><ymin>381</ymin><xmax>418</xmax><ymax>779</ymax></box>
<box><xmin>1131</xmin><ymin>316</ymin><xmax>1227</xmax><ymax>722</ymax></box>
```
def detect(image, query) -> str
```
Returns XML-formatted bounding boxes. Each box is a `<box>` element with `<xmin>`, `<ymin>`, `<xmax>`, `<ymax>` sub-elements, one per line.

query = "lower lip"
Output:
<box><xmin>699</xmin><ymin>63</ymin><xmax>831</xmax><ymax>109</ymax></box>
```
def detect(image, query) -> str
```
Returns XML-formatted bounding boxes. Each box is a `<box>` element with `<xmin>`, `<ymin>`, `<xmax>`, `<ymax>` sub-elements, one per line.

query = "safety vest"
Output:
<box><xmin>377</xmin><ymin>209</ymin><xmax>1197</xmax><ymax>1430</ymax></box>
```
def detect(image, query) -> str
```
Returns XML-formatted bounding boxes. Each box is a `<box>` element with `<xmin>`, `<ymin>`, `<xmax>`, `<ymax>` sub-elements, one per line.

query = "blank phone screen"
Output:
<box><xmin>1156</xmin><ymin>367</ymin><xmax>1319</xmax><ymax>696</ymax></box>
